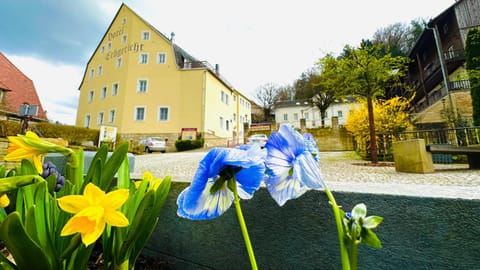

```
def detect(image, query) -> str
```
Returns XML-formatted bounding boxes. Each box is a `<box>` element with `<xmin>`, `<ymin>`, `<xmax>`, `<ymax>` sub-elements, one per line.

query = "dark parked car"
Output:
<box><xmin>139</xmin><ymin>137</ymin><xmax>166</xmax><ymax>153</ymax></box>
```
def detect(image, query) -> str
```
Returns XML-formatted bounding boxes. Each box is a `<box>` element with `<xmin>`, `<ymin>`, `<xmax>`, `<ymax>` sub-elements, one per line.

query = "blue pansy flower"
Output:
<box><xmin>264</xmin><ymin>124</ymin><xmax>325</xmax><ymax>206</ymax></box>
<box><xmin>303</xmin><ymin>132</ymin><xmax>320</xmax><ymax>162</ymax></box>
<box><xmin>177</xmin><ymin>145</ymin><xmax>265</xmax><ymax>220</ymax></box>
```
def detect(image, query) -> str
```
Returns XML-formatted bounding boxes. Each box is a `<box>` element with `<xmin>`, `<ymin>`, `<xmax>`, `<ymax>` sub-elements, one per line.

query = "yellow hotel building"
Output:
<box><xmin>75</xmin><ymin>4</ymin><xmax>251</xmax><ymax>148</ymax></box>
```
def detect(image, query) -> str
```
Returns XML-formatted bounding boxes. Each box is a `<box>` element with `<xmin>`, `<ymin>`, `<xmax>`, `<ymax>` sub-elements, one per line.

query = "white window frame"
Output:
<box><xmin>88</xmin><ymin>90</ymin><xmax>94</xmax><ymax>103</ymax></box>
<box><xmin>121</xmin><ymin>34</ymin><xmax>128</xmax><ymax>44</ymax></box>
<box><xmin>158</xmin><ymin>106</ymin><xmax>169</xmax><ymax>121</ymax></box>
<box><xmin>142</xmin><ymin>31</ymin><xmax>150</xmax><ymax>41</ymax></box>
<box><xmin>84</xmin><ymin>114</ymin><xmax>91</xmax><ymax>128</ymax></box>
<box><xmin>139</xmin><ymin>53</ymin><xmax>149</xmax><ymax>64</ymax></box>
<box><xmin>283</xmin><ymin>114</ymin><xmax>288</xmax><ymax>121</ymax></box>
<box><xmin>134</xmin><ymin>106</ymin><xmax>146</xmax><ymax>121</ymax></box>
<box><xmin>97</xmin><ymin>111</ymin><xmax>104</xmax><ymax>125</ymax></box>
<box><xmin>112</xmin><ymin>82</ymin><xmax>119</xmax><ymax>96</ymax></box>
<box><xmin>137</xmin><ymin>79</ymin><xmax>148</xmax><ymax>93</ymax></box>
<box><xmin>220</xmin><ymin>116</ymin><xmax>224</xmax><ymax>129</ymax></box>
<box><xmin>107</xmin><ymin>42</ymin><xmax>112</xmax><ymax>50</ymax></box>
<box><xmin>97</xmin><ymin>65</ymin><xmax>103</xmax><ymax>76</ymax></box>
<box><xmin>108</xmin><ymin>109</ymin><xmax>115</xmax><ymax>123</ymax></box>
<box><xmin>101</xmin><ymin>86</ymin><xmax>107</xmax><ymax>99</ymax></box>
<box><xmin>100</xmin><ymin>46</ymin><xmax>105</xmax><ymax>54</ymax></box>
<box><xmin>116</xmin><ymin>57</ymin><xmax>122</xmax><ymax>68</ymax></box>
<box><xmin>294</xmin><ymin>113</ymin><xmax>299</xmax><ymax>121</ymax></box>
<box><xmin>157</xmin><ymin>52</ymin><xmax>166</xmax><ymax>64</ymax></box>
<box><xmin>338</xmin><ymin>110</ymin><xmax>343</xmax><ymax>118</ymax></box>
<box><xmin>89</xmin><ymin>68</ymin><xmax>94</xmax><ymax>79</ymax></box>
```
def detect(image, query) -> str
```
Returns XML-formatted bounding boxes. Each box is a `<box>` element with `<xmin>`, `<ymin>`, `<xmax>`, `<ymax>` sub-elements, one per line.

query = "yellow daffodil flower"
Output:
<box><xmin>0</xmin><ymin>194</ymin><xmax>10</xmax><ymax>208</ymax></box>
<box><xmin>58</xmin><ymin>183</ymin><xmax>129</xmax><ymax>246</ymax></box>
<box><xmin>4</xmin><ymin>131</ymin><xmax>73</xmax><ymax>174</ymax></box>
<box><xmin>134</xmin><ymin>171</ymin><xmax>163</xmax><ymax>191</ymax></box>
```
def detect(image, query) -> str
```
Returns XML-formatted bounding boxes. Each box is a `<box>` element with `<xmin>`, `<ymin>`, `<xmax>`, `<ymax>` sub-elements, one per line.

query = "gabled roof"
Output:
<box><xmin>0</xmin><ymin>52</ymin><xmax>47</xmax><ymax>120</ymax></box>
<box><xmin>78</xmin><ymin>3</ymin><xmax>241</xmax><ymax>93</ymax></box>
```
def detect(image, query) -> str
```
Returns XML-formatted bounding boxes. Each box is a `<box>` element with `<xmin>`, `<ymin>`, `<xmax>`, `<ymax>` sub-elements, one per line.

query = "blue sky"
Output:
<box><xmin>0</xmin><ymin>0</ymin><xmax>454</xmax><ymax>124</ymax></box>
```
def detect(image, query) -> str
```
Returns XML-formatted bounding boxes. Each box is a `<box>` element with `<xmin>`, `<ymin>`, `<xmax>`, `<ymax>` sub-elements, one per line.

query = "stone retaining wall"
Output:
<box><xmin>144</xmin><ymin>182</ymin><xmax>479</xmax><ymax>270</ymax></box>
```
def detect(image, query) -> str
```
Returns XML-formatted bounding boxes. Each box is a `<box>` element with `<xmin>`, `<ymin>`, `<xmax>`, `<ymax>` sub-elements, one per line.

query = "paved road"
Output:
<box><xmin>132</xmin><ymin>150</ymin><xmax>480</xmax><ymax>200</ymax></box>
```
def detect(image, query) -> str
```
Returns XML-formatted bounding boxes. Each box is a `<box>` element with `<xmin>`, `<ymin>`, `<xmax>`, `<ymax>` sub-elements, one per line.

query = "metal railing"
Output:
<box><xmin>391</xmin><ymin>127</ymin><xmax>480</xmax><ymax>146</ymax></box>
<box><xmin>366</xmin><ymin>127</ymin><xmax>480</xmax><ymax>161</ymax></box>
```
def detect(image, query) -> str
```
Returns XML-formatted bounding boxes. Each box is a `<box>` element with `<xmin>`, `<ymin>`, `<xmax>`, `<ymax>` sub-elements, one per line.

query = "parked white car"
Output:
<box><xmin>139</xmin><ymin>137</ymin><xmax>167</xmax><ymax>153</ymax></box>
<box><xmin>247</xmin><ymin>134</ymin><xmax>268</xmax><ymax>148</ymax></box>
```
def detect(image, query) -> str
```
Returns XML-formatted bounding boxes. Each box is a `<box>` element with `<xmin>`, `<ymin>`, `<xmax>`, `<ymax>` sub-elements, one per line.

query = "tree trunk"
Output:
<box><xmin>320</xmin><ymin>110</ymin><xmax>326</xmax><ymax>127</ymax></box>
<box><xmin>367</xmin><ymin>96</ymin><xmax>378</xmax><ymax>163</ymax></box>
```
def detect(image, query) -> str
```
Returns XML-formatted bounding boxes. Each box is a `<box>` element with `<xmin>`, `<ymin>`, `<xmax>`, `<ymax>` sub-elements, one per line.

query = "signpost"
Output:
<box><xmin>99</xmin><ymin>125</ymin><xmax>118</xmax><ymax>149</ymax></box>
<box><xmin>19</xmin><ymin>103</ymin><xmax>38</xmax><ymax>134</ymax></box>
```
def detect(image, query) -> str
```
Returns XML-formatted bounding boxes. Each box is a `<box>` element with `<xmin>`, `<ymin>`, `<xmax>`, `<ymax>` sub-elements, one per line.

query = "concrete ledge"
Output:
<box><xmin>143</xmin><ymin>182</ymin><xmax>480</xmax><ymax>270</ymax></box>
<box><xmin>44</xmin><ymin>151</ymin><xmax>135</xmax><ymax>175</ymax></box>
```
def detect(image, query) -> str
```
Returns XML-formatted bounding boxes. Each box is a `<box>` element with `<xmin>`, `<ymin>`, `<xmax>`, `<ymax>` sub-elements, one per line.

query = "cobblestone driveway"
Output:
<box><xmin>132</xmin><ymin>150</ymin><xmax>480</xmax><ymax>200</ymax></box>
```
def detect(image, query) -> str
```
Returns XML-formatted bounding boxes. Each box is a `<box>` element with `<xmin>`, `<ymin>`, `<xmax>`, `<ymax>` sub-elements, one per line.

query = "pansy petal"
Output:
<box><xmin>293</xmin><ymin>153</ymin><xmax>325</xmax><ymax>189</ymax></box>
<box><xmin>277</xmin><ymin>125</ymin><xmax>306</xmax><ymax>156</ymax></box>
<box><xmin>58</xmin><ymin>195</ymin><xmax>91</xmax><ymax>214</ymax></box>
<box><xmin>177</xmin><ymin>181</ymin><xmax>233</xmax><ymax>220</ymax></box>
<box><xmin>104</xmin><ymin>210</ymin><xmax>129</xmax><ymax>227</ymax></box>
<box><xmin>265</xmin><ymin>173</ymin><xmax>309</xmax><ymax>206</ymax></box>
<box><xmin>236</xmin><ymin>165</ymin><xmax>264</xmax><ymax>198</ymax></box>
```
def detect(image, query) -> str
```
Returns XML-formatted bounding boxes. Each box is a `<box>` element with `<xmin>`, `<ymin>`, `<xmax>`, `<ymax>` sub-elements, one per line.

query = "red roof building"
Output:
<box><xmin>0</xmin><ymin>52</ymin><xmax>47</xmax><ymax>121</ymax></box>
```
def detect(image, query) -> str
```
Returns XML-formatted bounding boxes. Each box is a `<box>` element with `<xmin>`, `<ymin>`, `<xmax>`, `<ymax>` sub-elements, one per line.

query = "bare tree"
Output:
<box><xmin>372</xmin><ymin>18</ymin><xmax>428</xmax><ymax>56</ymax></box>
<box><xmin>254</xmin><ymin>83</ymin><xmax>281</xmax><ymax>121</ymax></box>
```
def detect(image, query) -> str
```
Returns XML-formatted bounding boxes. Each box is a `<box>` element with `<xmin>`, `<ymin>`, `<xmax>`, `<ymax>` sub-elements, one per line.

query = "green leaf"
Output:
<box><xmin>0</xmin><ymin>258</ymin><xmax>17</xmax><ymax>270</ymax></box>
<box><xmin>131</xmin><ymin>177</ymin><xmax>171</xmax><ymax>263</ymax></box>
<box><xmin>100</xmin><ymin>143</ymin><xmax>129</xmax><ymax>190</ymax></box>
<box><xmin>20</xmin><ymin>159</ymin><xmax>37</xmax><ymax>175</ymax></box>
<box><xmin>0</xmin><ymin>175</ymin><xmax>43</xmax><ymax>193</ymax></box>
<box><xmin>362</xmin><ymin>215</ymin><xmax>383</xmax><ymax>229</ymax></box>
<box><xmin>84</xmin><ymin>146</ymin><xmax>108</xmax><ymax>185</ymax></box>
<box><xmin>116</xmin><ymin>156</ymin><xmax>131</xmax><ymax>189</ymax></box>
<box><xmin>86</xmin><ymin>159</ymin><xmax>103</xmax><ymax>190</ymax></box>
<box><xmin>0</xmin><ymin>212</ymin><xmax>52</xmax><ymax>270</ymax></box>
<box><xmin>361</xmin><ymin>228</ymin><xmax>383</xmax><ymax>249</ymax></box>
<box><xmin>45</xmin><ymin>174</ymin><xmax>57</xmax><ymax>194</ymax></box>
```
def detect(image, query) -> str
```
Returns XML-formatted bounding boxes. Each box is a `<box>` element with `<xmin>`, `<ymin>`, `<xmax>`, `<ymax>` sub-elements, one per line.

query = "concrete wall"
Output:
<box><xmin>144</xmin><ymin>182</ymin><xmax>480</xmax><ymax>270</ymax></box>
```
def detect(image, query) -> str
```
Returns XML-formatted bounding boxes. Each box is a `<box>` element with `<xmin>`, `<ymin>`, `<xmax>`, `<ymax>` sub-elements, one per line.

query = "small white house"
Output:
<box><xmin>274</xmin><ymin>99</ymin><xmax>359</xmax><ymax>129</ymax></box>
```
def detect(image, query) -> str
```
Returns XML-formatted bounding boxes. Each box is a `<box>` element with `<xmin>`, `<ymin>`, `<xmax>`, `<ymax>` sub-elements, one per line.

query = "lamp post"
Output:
<box><xmin>428</xmin><ymin>24</ymin><xmax>456</xmax><ymax>126</ymax></box>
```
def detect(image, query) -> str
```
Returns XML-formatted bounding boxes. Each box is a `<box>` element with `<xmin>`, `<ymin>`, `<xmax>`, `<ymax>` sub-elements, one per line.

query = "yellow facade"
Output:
<box><xmin>75</xmin><ymin>4</ymin><xmax>250</xmax><ymax>145</ymax></box>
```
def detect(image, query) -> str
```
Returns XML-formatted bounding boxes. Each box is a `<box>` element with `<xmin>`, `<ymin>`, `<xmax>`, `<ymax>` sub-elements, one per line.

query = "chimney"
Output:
<box><xmin>215</xmin><ymin>64</ymin><xmax>220</xmax><ymax>75</ymax></box>
<box><xmin>170</xmin><ymin>32</ymin><xmax>175</xmax><ymax>41</ymax></box>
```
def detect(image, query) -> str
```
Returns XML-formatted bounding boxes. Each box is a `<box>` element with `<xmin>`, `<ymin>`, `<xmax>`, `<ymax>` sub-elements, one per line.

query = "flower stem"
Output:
<box><xmin>231</xmin><ymin>178</ymin><xmax>258</xmax><ymax>270</ymax></box>
<box><xmin>349</xmin><ymin>237</ymin><xmax>359</xmax><ymax>270</ymax></box>
<box><xmin>114</xmin><ymin>260</ymin><xmax>129</xmax><ymax>270</ymax></box>
<box><xmin>325</xmin><ymin>188</ymin><xmax>350</xmax><ymax>270</ymax></box>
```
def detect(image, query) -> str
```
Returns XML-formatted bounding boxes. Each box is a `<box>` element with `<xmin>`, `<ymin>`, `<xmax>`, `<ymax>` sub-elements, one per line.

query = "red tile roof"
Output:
<box><xmin>0</xmin><ymin>52</ymin><xmax>47</xmax><ymax>120</ymax></box>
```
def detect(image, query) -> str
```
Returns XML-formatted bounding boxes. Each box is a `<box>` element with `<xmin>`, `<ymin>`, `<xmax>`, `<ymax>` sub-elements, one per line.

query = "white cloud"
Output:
<box><xmin>8</xmin><ymin>54</ymin><xmax>82</xmax><ymax>125</ymax></box>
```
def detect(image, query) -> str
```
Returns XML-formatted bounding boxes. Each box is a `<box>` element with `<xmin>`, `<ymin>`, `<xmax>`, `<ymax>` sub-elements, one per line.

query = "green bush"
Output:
<box><xmin>175</xmin><ymin>138</ymin><xmax>204</xmax><ymax>152</ymax></box>
<box><xmin>0</xmin><ymin>120</ymin><xmax>100</xmax><ymax>146</ymax></box>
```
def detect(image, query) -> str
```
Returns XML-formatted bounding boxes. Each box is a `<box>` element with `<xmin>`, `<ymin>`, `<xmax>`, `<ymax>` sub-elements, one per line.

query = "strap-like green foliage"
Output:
<box><xmin>0</xmin><ymin>212</ymin><xmax>52</xmax><ymax>270</ymax></box>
